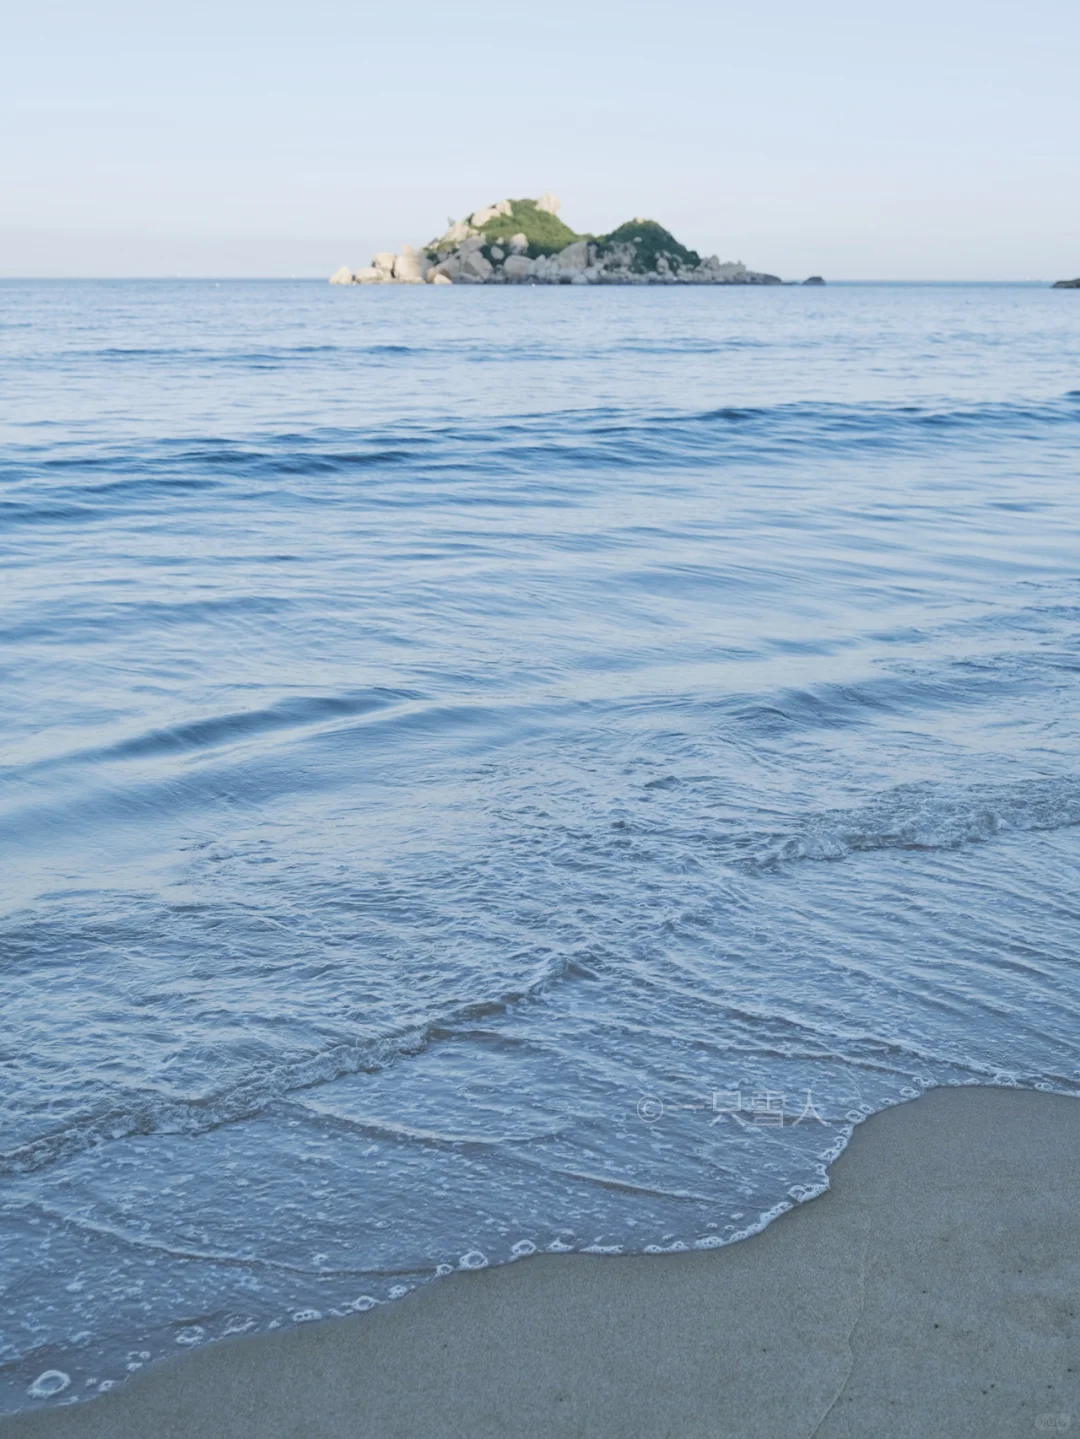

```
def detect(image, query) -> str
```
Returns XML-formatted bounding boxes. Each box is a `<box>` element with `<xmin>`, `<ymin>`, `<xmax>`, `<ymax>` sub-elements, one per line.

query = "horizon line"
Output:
<box><xmin>0</xmin><ymin>275</ymin><xmax>1065</xmax><ymax>285</ymax></box>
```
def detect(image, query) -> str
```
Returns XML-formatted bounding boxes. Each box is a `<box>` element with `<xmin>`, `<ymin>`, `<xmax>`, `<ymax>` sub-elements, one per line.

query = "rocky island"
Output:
<box><xmin>1052</xmin><ymin>277</ymin><xmax>1080</xmax><ymax>289</ymax></box>
<box><xmin>330</xmin><ymin>194</ymin><xmax>782</xmax><ymax>286</ymax></box>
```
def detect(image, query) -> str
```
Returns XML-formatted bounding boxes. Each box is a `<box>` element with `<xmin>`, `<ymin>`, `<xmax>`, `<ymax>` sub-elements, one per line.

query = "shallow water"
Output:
<box><xmin>2</xmin><ymin>279</ymin><xmax>1079</xmax><ymax>1414</ymax></box>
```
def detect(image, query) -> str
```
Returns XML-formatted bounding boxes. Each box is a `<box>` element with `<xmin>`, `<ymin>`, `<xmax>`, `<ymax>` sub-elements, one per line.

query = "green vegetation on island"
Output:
<box><xmin>465</xmin><ymin>197</ymin><xmax>584</xmax><ymax>259</ymax></box>
<box><xmin>594</xmin><ymin>220</ymin><xmax>702</xmax><ymax>275</ymax></box>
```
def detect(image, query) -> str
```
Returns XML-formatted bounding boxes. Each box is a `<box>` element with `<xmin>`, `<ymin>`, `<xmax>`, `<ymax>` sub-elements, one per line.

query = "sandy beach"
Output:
<box><xmin>3</xmin><ymin>1085</ymin><xmax>1076</xmax><ymax>1438</ymax></box>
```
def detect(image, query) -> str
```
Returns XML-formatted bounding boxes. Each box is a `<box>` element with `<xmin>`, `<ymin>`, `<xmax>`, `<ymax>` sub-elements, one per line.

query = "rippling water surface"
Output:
<box><xmin>2</xmin><ymin>280</ymin><xmax>1079</xmax><ymax>1413</ymax></box>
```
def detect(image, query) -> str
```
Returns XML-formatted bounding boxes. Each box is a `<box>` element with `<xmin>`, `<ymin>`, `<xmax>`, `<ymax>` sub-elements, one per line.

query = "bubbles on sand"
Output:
<box><xmin>174</xmin><ymin>1327</ymin><xmax>205</xmax><ymax>1346</ymax></box>
<box><xmin>28</xmin><ymin>1372</ymin><xmax>69</xmax><ymax>1399</ymax></box>
<box><xmin>458</xmin><ymin>1250</ymin><xmax>488</xmax><ymax>1270</ymax></box>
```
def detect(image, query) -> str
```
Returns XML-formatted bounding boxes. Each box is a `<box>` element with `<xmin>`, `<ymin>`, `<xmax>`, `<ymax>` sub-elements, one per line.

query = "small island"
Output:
<box><xmin>1052</xmin><ymin>277</ymin><xmax>1080</xmax><ymax>289</ymax></box>
<box><xmin>331</xmin><ymin>194</ymin><xmax>784</xmax><ymax>286</ymax></box>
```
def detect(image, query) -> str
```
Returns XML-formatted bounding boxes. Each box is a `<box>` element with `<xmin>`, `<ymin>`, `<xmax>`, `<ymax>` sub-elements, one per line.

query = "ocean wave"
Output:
<box><xmin>0</xmin><ymin>950</ymin><xmax>583</xmax><ymax>1178</ymax></box>
<box><xmin>0</xmin><ymin>1030</ymin><xmax>429</xmax><ymax>1178</ymax></box>
<box><xmin>11</xmin><ymin>687</ymin><xmax>419</xmax><ymax>777</ymax></box>
<box><xmin>734</xmin><ymin>776</ymin><xmax>1080</xmax><ymax>867</ymax></box>
<box><xmin>4</xmin><ymin>393</ymin><xmax>1078</xmax><ymax>508</ymax></box>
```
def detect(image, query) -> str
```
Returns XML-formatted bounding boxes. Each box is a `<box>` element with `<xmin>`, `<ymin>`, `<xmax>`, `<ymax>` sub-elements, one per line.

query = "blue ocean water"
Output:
<box><xmin>1</xmin><ymin>279</ymin><xmax>1079</xmax><ymax>1414</ymax></box>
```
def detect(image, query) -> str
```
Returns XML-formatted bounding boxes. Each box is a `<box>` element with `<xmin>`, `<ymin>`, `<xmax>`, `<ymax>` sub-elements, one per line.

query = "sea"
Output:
<box><xmin>1</xmin><ymin>278</ymin><xmax>1079</xmax><ymax>1415</ymax></box>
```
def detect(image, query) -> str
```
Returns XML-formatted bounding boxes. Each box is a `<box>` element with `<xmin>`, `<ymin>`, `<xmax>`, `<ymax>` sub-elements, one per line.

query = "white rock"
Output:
<box><xmin>571</xmin><ymin>272</ymin><xmax>589</xmax><ymax>285</ymax></box>
<box><xmin>458</xmin><ymin>234</ymin><xmax>486</xmax><ymax>254</ymax></box>
<box><xmin>557</xmin><ymin>240</ymin><xmax>589</xmax><ymax>271</ymax></box>
<box><xmin>329</xmin><ymin>266</ymin><xmax>354</xmax><ymax>285</ymax></box>
<box><xmin>393</xmin><ymin>251</ymin><xmax>427</xmax><ymax>282</ymax></box>
<box><xmin>536</xmin><ymin>193</ymin><xmax>561</xmax><ymax>215</ymax></box>
<box><xmin>373</xmin><ymin>252</ymin><xmax>396</xmax><ymax>275</ymax></box>
<box><xmin>430</xmin><ymin>272</ymin><xmax>453</xmax><ymax>284</ymax></box>
<box><xmin>503</xmin><ymin>254</ymin><xmax>535</xmax><ymax>281</ymax></box>
<box><xmin>494</xmin><ymin>199</ymin><xmax>512</xmax><ymax>216</ymax></box>
<box><xmin>352</xmin><ymin>267</ymin><xmax>382</xmax><ymax>284</ymax></box>
<box><xmin>490</xmin><ymin>246</ymin><xmax>505</xmax><ymax>261</ymax></box>
<box><xmin>471</xmin><ymin>205</ymin><xmax>500</xmax><ymax>227</ymax></box>
<box><xmin>442</xmin><ymin>220</ymin><xmax>472</xmax><ymax>246</ymax></box>
<box><xmin>459</xmin><ymin>249</ymin><xmax>494</xmax><ymax>281</ymax></box>
<box><xmin>508</xmin><ymin>233</ymin><xmax>528</xmax><ymax>253</ymax></box>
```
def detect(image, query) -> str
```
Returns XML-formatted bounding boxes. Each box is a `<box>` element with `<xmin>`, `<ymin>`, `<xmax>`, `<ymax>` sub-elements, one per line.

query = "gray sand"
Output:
<box><xmin>4</xmin><ymin>1086</ymin><xmax>1078</xmax><ymax>1438</ymax></box>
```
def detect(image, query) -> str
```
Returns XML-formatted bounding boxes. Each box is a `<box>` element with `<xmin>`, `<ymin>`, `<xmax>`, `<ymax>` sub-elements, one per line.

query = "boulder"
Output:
<box><xmin>557</xmin><ymin>240</ymin><xmax>589</xmax><ymax>271</ymax></box>
<box><xmin>393</xmin><ymin>251</ymin><xmax>427</xmax><ymax>282</ymax></box>
<box><xmin>329</xmin><ymin>265</ymin><xmax>354</xmax><ymax>285</ymax></box>
<box><xmin>428</xmin><ymin>256</ymin><xmax>460</xmax><ymax>282</ymax></box>
<box><xmin>503</xmin><ymin>254</ymin><xmax>535</xmax><ymax>281</ymax></box>
<box><xmin>536</xmin><ymin>193</ymin><xmax>561</xmax><ymax>215</ymax></box>
<box><xmin>490</xmin><ymin>246</ymin><xmax>505</xmax><ymax>261</ymax></box>
<box><xmin>430</xmin><ymin>272</ymin><xmax>453</xmax><ymax>285</ymax></box>
<box><xmin>508</xmin><ymin>233</ymin><xmax>529</xmax><ymax>253</ymax></box>
<box><xmin>471</xmin><ymin>201</ymin><xmax>513</xmax><ymax>226</ymax></box>
<box><xmin>352</xmin><ymin>267</ymin><xmax>383</xmax><ymax>284</ymax></box>
<box><xmin>459</xmin><ymin>249</ymin><xmax>494</xmax><ymax>281</ymax></box>
<box><xmin>373</xmin><ymin>252</ymin><xmax>396</xmax><ymax>275</ymax></box>
<box><xmin>441</xmin><ymin>220</ymin><xmax>472</xmax><ymax>246</ymax></box>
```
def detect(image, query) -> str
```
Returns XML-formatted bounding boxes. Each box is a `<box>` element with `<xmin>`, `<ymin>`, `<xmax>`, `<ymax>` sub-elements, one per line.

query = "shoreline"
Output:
<box><xmin>3</xmin><ymin>1085</ymin><xmax>1078</xmax><ymax>1437</ymax></box>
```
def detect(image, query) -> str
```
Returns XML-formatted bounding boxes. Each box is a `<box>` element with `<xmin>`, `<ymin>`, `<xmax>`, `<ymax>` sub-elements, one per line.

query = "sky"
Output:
<box><xmin>2</xmin><ymin>0</ymin><xmax>1077</xmax><ymax>279</ymax></box>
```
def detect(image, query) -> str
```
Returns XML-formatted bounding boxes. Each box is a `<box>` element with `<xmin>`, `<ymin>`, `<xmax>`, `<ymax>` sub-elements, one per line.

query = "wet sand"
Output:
<box><xmin>3</xmin><ymin>1085</ymin><xmax>1078</xmax><ymax>1438</ymax></box>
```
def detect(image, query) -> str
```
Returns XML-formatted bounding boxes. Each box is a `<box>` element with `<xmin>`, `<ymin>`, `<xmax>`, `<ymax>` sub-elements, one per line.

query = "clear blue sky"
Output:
<box><xmin>2</xmin><ymin>0</ymin><xmax>1077</xmax><ymax>279</ymax></box>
